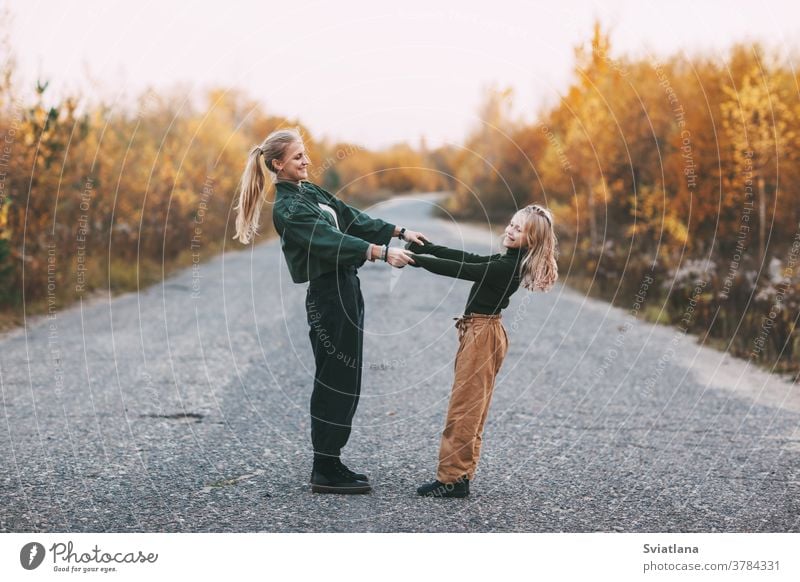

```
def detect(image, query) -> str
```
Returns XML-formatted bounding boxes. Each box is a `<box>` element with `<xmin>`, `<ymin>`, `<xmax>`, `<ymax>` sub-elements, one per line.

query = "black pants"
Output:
<box><xmin>305</xmin><ymin>266</ymin><xmax>364</xmax><ymax>459</ymax></box>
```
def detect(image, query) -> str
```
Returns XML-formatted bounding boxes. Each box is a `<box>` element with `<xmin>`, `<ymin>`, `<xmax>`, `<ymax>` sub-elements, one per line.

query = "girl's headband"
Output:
<box><xmin>526</xmin><ymin>204</ymin><xmax>552</xmax><ymax>226</ymax></box>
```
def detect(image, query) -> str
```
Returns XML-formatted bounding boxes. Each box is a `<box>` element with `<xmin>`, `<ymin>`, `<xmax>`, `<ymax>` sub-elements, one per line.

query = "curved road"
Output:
<box><xmin>1</xmin><ymin>194</ymin><xmax>798</xmax><ymax>532</ymax></box>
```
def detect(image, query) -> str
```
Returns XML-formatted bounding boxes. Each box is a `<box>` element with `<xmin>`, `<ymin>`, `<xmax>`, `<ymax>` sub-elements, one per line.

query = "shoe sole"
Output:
<box><xmin>419</xmin><ymin>491</ymin><xmax>469</xmax><ymax>498</ymax></box>
<box><xmin>309</xmin><ymin>477</ymin><xmax>369</xmax><ymax>483</ymax></box>
<box><xmin>311</xmin><ymin>483</ymin><xmax>371</xmax><ymax>494</ymax></box>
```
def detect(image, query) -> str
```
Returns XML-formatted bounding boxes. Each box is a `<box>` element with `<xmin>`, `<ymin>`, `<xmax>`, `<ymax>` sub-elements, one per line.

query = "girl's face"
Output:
<box><xmin>502</xmin><ymin>211</ymin><xmax>527</xmax><ymax>249</ymax></box>
<box><xmin>274</xmin><ymin>140</ymin><xmax>310</xmax><ymax>182</ymax></box>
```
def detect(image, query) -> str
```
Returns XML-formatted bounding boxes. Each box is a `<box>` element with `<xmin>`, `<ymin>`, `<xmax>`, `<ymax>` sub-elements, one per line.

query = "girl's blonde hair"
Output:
<box><xmin>233</xmin><ymin>128</ymin><xmax>303</xmax><ymax>244</ymax></box>
<box><xmin>518</xmin><ymin>204</ymin><xmax>558</xmax><ymax>292</ymax></box>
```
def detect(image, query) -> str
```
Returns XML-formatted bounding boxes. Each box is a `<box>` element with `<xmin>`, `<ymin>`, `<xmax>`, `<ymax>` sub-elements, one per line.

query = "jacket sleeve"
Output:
<box><xmin>406</xmin><ymin>241</ymin><xmax>493</xmax><ymax>263</ymax></box>
<box><xmin>410</xmin><ymin>253</ymin><xmax>509</xmax><ymax>282</ymax></box>
<box><xmin>313</xmin><ymin>184</ymin><xmax>396</xmax><ymax>244</ymax></box>
<box><xmin>273</xmin><ymin>200</ymin><xmax>371</xmax><ymax>265</ymax></box>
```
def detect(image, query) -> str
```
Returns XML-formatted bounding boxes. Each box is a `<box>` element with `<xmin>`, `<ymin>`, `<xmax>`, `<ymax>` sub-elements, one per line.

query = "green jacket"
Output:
<box><xmin>271</xmin><ymin>180</ymin><xmax>396</xmax><ymax>283</ymax></box>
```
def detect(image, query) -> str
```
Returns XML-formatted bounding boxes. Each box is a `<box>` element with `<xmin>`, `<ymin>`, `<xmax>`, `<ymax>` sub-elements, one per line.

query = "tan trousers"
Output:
<box><xmin>437</xmin><ymin>313</ymin><xmax>509</xmax><ymax>483</ymax></box>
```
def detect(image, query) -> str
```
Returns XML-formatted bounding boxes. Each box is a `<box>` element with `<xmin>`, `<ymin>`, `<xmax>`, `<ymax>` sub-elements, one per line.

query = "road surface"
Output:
<box><xmin>1</xmin><ymin>193</ymin><xmax>798</xmax><ymax>532</ymax></box>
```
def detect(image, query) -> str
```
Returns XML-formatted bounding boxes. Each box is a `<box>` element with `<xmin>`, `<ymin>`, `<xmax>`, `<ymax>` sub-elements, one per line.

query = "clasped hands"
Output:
<box><xmin>369</xmin><ymin>228</ymin><xmax>430</xmax><ymax>268</ymax></box>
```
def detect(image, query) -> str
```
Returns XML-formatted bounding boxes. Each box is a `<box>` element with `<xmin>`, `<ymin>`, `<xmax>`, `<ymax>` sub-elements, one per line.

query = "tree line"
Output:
<box><xmin>1</xmin><ymin>17</ymin><xmax>798</xmax><ymax>375</ymax></box>
<box><xmin>0</xmin><ymin>16</ymin><xmax>445</xmax><ymax>322</ymax></box>
<box><xmin>435</xmin><ymin>23</ymin><xmax>800</xmax><ymax>375</ymax></box>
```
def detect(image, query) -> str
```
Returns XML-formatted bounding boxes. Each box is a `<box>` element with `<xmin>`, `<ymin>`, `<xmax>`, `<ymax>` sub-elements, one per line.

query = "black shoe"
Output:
<box><xmin>308</xmin><ymin>459</ymin><xmax>369</xmax><ymax>483</ymax></box>
<box><xmin>310</xmin><ymin>462</ymin><xmax>371</xmax><ymax>494</ymax></box>
<box><xmin>335</xmin><ymin>459</ymin><xmax>368</xmax><ymax>482</ymax></box>
<box><xmin>416</xmin><ymin>476</ymin><xmax>470</xmax><ymax>498</ymax></box>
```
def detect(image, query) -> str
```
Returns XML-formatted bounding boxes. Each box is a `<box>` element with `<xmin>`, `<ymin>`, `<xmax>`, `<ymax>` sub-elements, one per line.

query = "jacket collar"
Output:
<box><xmin>275</xmin><ymin>180</ymin><xmax>314</xmax><ymax>200</ymax></box>
<box><xmin>276</xmin><ymin>179</ymin><xmax>302</xmax><ymax>191</ymax></box>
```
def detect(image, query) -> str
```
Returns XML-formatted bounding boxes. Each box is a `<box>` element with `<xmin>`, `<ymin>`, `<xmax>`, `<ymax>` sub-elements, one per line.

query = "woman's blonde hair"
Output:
<box><xmin>518</xmin><ymin>204</ymin><xmax>558</xmax><ymax>292</ymax></box>
<box><xmin>233</xmin><ymin>128</ymin><xmax>303</xmax><ymax>244</ymax></box>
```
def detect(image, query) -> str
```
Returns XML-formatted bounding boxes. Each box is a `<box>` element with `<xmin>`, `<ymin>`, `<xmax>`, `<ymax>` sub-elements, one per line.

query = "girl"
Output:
<box><xmin>407</xmin><ymin>204</ymin><xmax>558</xmax><ymax>498</ymax></box>
<box><xmin>234</xmin><ymin>128</ymin><xmax>427</xmax><ymax>494</ymax></box>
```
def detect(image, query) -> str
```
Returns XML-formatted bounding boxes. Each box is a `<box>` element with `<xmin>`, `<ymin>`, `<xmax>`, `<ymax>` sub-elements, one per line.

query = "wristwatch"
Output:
<box><xmin>398</xmin><ymin>227</ymin><xmax>406</xmax><ymax>240</ymax></box>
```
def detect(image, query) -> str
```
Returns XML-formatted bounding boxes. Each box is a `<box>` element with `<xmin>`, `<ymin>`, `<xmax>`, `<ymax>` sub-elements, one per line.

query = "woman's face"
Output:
<box><xmin>274</xmin><ymin>140</ymin><xmax>310</xmax><ymax>182</ymax></box>
<box><xmin>502</xmin><ymin>211</ymin><xmax>527</xmax><ymax>249</ymax></box>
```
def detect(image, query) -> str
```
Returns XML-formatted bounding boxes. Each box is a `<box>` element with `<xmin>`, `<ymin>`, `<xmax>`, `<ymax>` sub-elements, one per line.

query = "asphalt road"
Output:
<box><xmin>1</xmin><ymin>193</ymin><xmax>799</xmax><ymax>532</ymax></box>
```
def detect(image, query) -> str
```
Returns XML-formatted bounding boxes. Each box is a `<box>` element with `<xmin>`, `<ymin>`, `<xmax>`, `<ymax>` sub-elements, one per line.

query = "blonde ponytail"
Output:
<box><xmin>518</xmin><ymin>204</ymin><xmax>558</xmax><ymax>292</ymax></box>
<box><xmin>233</xmin><ymin>128</ymin><xmax>303</xmax><ymax>244</ymax></box>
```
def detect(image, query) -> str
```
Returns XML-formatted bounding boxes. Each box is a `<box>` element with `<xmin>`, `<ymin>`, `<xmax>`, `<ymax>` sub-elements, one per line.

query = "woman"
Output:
<box><xmin>234</xmin><ymin>128</ymin><xmax>428</xmax><ymax>494</ymax></box>
<box><xmin>406</xmin><ymin>204</ymin><xmax>558</xmax><ymax>498</ymax></box>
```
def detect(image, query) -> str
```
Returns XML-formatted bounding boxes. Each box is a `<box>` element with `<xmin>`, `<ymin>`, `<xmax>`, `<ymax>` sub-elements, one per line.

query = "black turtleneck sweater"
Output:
<box><xmin>406</xmin><ymin>242</ymin><xmax>525</xmax><ymax>315</ymax></box>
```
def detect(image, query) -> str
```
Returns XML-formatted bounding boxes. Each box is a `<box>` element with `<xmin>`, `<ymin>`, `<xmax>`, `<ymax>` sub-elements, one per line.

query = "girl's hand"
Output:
<box><xmin>405</xmin><ymin>240</ymin><xmax>433</xmax><ymax>253</ymax></box>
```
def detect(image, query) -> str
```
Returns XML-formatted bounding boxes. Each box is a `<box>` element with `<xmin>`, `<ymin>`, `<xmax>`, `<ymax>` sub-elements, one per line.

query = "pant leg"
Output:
<box><xmin>468</xmin><ymin>321</ymin><xmax>508</xmax><ymax>476</ymax></box>
<box><xmin>436</xmin><ymin>319</ymin><xmax>504</xmax><ymax>483</ymax></box>
<box><xmin>306</xmin><ymin>269</ymin><xmax>364</xmax><ymax>459</ymax></box>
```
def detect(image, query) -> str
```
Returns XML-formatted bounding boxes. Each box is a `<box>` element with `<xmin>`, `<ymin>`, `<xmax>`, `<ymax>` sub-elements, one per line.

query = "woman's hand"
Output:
<box><xmin>402</xmin><ymin>229</ymin><xmax>430</xmax><ymax>245</ymax></box>
<box><xmin>386</xmin><ymin>248</ymin><xmax>415</xmax><ymax>268</ymax></box>
<box><xmin>395</xmin><ymin>226</ymin><xmax>430</xmax><ymax>245</ymax></box>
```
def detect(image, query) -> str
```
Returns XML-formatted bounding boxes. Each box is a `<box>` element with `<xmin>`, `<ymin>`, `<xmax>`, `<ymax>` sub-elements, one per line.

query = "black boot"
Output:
<box><xmin>335</xmin><ymin>459</ymin><xmax>368</xmax><ymax>482</ymax></box>
<box><xmin>310</xmin><ymin>459</ymin><xmax>371</xmax><ymax>494</ymax></box>
<box><xmin>308</xmin><ymin>458</ymin><xmax>368</xmax><ymax>482</ymax></box>
<box><xmin>416</xmin><ymin>475</ymin><xmax>470</xmax><ymax>498</ymax></box>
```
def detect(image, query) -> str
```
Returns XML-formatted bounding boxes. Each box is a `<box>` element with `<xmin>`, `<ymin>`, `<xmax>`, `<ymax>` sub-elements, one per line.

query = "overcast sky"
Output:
<box><xmin>6</xmin><ymin>0</ymin><xmax>800</xmax><ymax>148</ymax></box>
